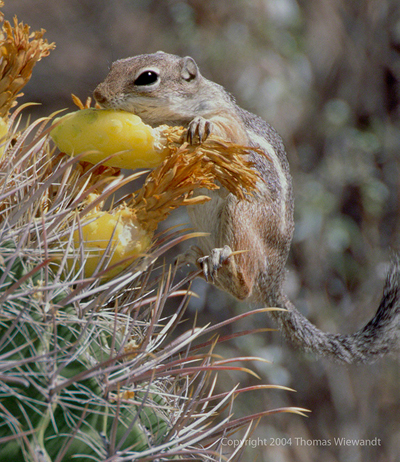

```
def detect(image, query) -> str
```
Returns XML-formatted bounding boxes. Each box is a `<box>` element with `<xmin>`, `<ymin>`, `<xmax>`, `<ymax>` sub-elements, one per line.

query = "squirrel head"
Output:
<box><xmin>93</xmin><ymin>52</ymin><xmax>215</xmax><ymax>126</ymax></box>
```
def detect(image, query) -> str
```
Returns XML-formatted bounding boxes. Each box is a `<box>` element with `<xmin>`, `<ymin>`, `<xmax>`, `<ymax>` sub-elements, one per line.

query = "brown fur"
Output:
<box><xmin>94</xmin><ymin>52</ymin><xmax>400</xmax><ymax>363</ymax></box>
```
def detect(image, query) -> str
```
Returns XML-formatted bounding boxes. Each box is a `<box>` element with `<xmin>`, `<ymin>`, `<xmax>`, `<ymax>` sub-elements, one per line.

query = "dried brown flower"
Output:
<box><xmin>0</xmin><ymin>10</ymin><xmax>55</xmax><ymax>117</ymax></box>
<box><xmin>132</xmin><ymin>127</ymin><xmax>267</xmax><ymax>233</ymax></box>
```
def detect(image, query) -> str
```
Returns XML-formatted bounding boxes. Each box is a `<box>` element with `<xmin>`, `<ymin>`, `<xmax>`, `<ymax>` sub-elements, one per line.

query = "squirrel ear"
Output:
<box><xmin>181</xmin><ymin>57</ymin><xmax>199</xmax><ymax>81</ymax></box>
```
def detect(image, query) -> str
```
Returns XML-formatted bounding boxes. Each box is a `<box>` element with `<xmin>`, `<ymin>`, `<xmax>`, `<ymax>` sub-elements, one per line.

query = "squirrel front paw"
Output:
<box><xmin>186</xmin><ymin>116</ymin><xmax>213</xmax><ymax>144</ymax></box>
<box><xmin>197</xmin><ymin>245</ymin><xmax>232</xmax><ymax>282</ymax></box>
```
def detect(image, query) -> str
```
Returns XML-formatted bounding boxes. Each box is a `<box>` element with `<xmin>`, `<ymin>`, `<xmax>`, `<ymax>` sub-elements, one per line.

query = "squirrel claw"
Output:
<box><xmin>197</xmin><ymin>245</ymin><xmax>232</xmax><ymax>281</ymax></box>
<box><xmin>187</xmin><ymin>116</ymin><xmax>213</xmax><ymax>144</ymax></box>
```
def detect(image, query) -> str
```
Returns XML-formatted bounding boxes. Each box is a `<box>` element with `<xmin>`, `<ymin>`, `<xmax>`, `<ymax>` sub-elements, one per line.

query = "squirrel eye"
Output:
<box><xmin>134</xmin><ymin>70</ymin><xmax>159</xmax><ymax>86</ymax></box>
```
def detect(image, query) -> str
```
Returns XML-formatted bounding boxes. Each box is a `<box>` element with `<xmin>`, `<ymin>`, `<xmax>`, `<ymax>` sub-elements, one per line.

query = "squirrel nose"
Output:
<box><xmin>93</xmin><ymin>87</ymin><xmax>108</xmax><ymax>105</ymax></box>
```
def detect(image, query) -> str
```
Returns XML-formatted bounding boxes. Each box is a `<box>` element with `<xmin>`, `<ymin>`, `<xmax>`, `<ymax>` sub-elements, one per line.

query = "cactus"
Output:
<box><xmin>0</xmin><ymin>6</ymin><xmax>309</xmax><ymax>462</ymax></box>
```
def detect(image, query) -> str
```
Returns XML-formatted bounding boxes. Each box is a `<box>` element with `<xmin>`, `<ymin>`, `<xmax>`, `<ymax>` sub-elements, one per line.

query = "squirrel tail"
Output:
<box><xmin>270</xmin><ymin>259</ymin><xmax>400</xmax><ymax>363</ymax></box>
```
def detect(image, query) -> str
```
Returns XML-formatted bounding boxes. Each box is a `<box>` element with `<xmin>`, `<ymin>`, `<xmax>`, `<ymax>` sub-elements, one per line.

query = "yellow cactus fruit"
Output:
<box><xmin>71</xmin><ymin>206</ymin><xmax>152</xmax><ymax>278</ymax></box>
<box><xmin>0</xmin><ymin>117</ymin><xmax>8</xmax><ymax>160</ymax></box>
<box><xmin>50</xmin><ymin>109</ymin><xmax>169</xmax><ymax>169</ymax></box>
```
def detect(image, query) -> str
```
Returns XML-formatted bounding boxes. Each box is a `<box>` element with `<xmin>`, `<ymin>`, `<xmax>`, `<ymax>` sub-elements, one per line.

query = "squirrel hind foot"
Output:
<box><xmin>197</xmin><ymin>245</ymin><xmax>233</xmax><ymax>282</ymax></box>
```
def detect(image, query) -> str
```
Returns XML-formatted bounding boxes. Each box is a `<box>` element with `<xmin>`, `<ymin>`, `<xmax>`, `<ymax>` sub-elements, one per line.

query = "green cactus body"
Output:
<box><xmin>0</xmin><ymin>248</ymin><xmax>172</xmax><ymax>461</ymax></box>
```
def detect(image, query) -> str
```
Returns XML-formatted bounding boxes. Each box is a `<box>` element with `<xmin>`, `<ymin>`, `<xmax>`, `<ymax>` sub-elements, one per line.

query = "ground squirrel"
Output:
<box><xmin>94</xmin><ymin>52</ymin><xmax>400</xmax><ymax>363</ymax></box>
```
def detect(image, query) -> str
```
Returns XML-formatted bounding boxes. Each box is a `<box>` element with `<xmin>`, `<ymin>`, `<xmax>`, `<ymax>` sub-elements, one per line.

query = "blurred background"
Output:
<box><xmin>4</xmin><ymin>0</ymin><xmax>400</xmax><ymax>460</ymax></box>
